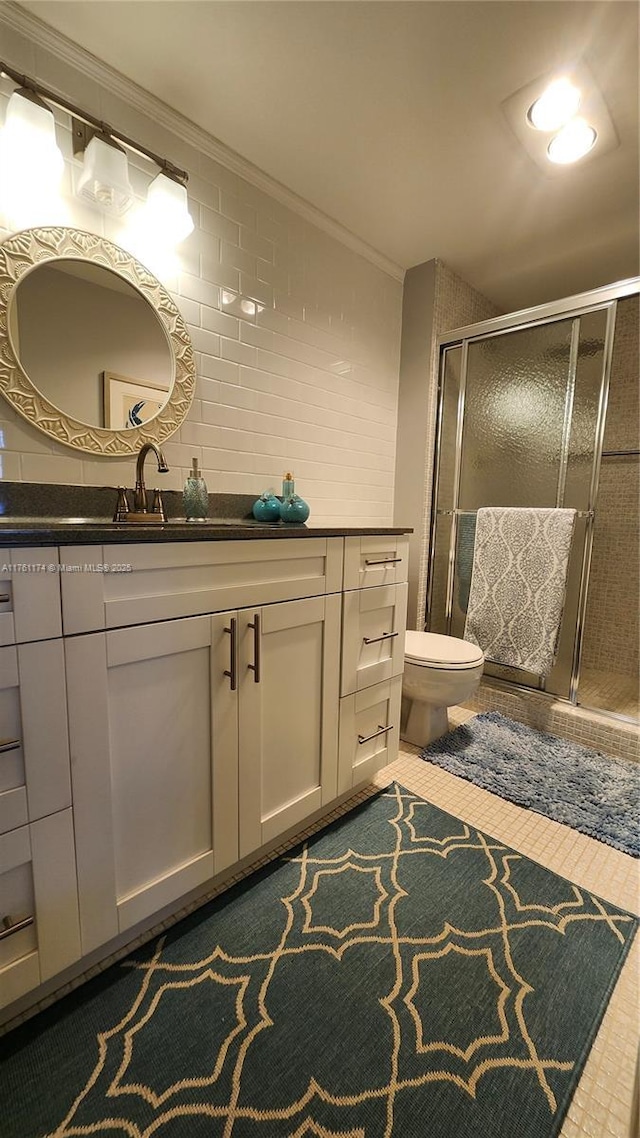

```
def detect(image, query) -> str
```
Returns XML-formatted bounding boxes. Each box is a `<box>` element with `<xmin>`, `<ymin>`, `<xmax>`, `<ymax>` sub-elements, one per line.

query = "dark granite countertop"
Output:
<box><xmin>0</xmin><ymin>518</ymin><xmax>412</xmax><ymax>547</ymax></box>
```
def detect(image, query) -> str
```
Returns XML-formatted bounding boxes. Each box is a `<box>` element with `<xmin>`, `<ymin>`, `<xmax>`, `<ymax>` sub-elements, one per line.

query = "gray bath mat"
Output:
<box><xmin>420</xmin><ymin>711</ymin><xmax>640</xmax><ymax>857</ymax></box>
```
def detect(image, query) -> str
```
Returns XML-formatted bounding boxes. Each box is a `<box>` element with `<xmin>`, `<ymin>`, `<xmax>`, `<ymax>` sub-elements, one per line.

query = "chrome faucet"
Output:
<box><xmin>113</xmin><ymin>442</ymin><xmax>169</xmax><ymax>523</ymax></box>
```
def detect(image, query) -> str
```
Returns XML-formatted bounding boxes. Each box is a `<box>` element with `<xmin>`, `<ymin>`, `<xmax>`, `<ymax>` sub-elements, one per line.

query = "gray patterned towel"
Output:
<box><xmin>463</xmin><ymin>507</ymin><xmax>577</xmax><ymax>676</ymax></box>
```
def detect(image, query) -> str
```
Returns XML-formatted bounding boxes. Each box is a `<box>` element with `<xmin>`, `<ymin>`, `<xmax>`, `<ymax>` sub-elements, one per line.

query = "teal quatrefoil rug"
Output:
<box><xmin>1</xmin><ymin>783</ymin><xmax>637</xmax><ymax>1138</ymax></box>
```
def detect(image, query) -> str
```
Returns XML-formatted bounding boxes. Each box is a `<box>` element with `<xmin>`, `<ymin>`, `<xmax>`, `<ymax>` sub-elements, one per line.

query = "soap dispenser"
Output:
<box><xmin>183</xmin><ymin>457</ymin><xmax>209</xmax><ymax>521</ymax></box>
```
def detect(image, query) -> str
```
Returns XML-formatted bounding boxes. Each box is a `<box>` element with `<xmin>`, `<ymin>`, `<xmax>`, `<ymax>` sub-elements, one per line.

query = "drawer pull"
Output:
<box><xmin>223</xmin><ymin>618</ymin><xmax>237</xmax><ymax>691</ymax></box>
<box><xmin>0</xmin><ymin>738</ymin><xmax>20</xmax><ymax>754</ymax></box>
<box><xmin>363</xmin><ymin>631</ymin><xmax>399</xmax><ymax>645</ymax></box>
<box><xmin>0</xmin><ymin>915</ymin><xmax>34</xmax><ymax>941</ymax></box>
<box><xmin>358</xmin><ymin>724</ymin><xmax>394</xmax><ymax>745</ymax></box>
<box><xmin>248</xmin><ymin>615</ymin><xmax>261</xmax><ymax>683</ymax></box>
<box><xmin>364</xmin><ymin>557</ymin><xmax>402</xmax><ymax>567</ymax></box>
<box><xmin>0</xmin><ymin>593</ymin><xmax>10</xmax><ymax>603</ymax></box>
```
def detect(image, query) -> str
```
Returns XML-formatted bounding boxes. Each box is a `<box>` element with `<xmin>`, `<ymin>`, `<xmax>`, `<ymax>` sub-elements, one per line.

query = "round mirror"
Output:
<box><xmin>0</xmin><ymin>226</ymin><xmax>195</xmax><ymax>455</ymax></box>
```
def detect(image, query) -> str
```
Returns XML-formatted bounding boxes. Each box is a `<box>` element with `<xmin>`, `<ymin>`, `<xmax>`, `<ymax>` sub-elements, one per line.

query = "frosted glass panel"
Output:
<box><xmin>459</xmin><ymin>321</ymin><xmax>574</xmax><ymax>509</ymax></box>
<box><xmin>564</xmin><ymin>308</ymin><xmax>607</xmax><ymax>511</ymax></box>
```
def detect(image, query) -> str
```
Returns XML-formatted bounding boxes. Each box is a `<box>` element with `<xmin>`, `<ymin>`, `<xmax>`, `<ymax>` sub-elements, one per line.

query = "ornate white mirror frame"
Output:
<box><xmin>0</xmin><ymin>226</ymin><xmax>196</xmax><ymax>455</ymax></box>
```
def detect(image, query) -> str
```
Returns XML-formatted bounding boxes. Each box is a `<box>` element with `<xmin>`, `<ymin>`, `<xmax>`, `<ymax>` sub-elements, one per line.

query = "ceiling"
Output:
<box><xmin>17</xmin><ymin>1</ymin><xmax>640</xmax><ymax>310</ymax></box>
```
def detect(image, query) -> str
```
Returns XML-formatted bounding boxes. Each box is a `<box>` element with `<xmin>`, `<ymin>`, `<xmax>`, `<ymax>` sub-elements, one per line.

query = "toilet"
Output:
<box><xmin>401</xmin><ymin>631</ymin><xmax>484</xmax><ymax>747</ymax></box>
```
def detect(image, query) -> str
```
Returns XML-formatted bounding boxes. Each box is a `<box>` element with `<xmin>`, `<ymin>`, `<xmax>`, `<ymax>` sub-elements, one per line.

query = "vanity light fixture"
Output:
<box><xmin>76</xmin><ymin>131</ymin><xmax>133</xmax><ymax>215</ymax></box>
<box><xmin>0</xmin><ymin>85</ymin><xmax>64</xmax><ymax>227</ymax></box>
<box><xmin>0</xmin><ymin>61</ymin><xmax>193</xmax><ymax>246</ymax></box>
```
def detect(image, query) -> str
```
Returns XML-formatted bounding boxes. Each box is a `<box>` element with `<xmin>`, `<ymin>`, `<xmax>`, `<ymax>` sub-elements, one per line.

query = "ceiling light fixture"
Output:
<box><xmin>501</xmin><ymin>61</ymin><xmax>618</xmax><ymax>175</ymax></box>
<box><xmin>547</xmin><ymin>118</ymin><xmax>597</xmax><ymax>164</ymax></box>
<box><xmin>0</xmin><ymin>61</ymin><xmax>193</xmax><ymax>248</ymax></box>
<box><xmin>527</xmin><ymin>78</ymin><xmax>581</xmax><ymax>132</ymax></box>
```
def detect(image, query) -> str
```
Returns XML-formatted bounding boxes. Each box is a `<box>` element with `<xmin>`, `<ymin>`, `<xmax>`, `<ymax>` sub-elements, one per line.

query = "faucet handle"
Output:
<box><xmin>113</xmin><ymin>487</ymin><xmax>130</xmax><ymax>522</ymax></box>
<box><xmin>151</xmin><ymin>488</ymin><xmax>166</xmax><ymax>522</ymax></box>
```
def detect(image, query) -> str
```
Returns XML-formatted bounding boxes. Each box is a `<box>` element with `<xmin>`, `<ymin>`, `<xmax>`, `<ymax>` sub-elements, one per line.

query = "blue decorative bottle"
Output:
<box><xmin>252</xmin><ymin>489</ymin><xmax>282</xmax><ymax>523</ymax></box>
<box><xmin>279</xmin><ymin>471</ymin><xmax>310</xmax><ymax>524</ymax></box>
<box><xmin>183</xmin><ymin>457</ymin><xmax>209</xmax><ymax>521</ymax></box>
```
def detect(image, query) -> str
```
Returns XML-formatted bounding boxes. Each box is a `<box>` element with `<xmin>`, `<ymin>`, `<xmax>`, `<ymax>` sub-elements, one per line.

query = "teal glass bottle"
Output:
<box><xmin>252</xmin><ymin>490</ymin><xmax>281</xmax><ymax>523</ymax></box>
<box><xmin>279</xmin><ymin>471</ymin><xmax>310</xmax><ymax>524</ymax></box>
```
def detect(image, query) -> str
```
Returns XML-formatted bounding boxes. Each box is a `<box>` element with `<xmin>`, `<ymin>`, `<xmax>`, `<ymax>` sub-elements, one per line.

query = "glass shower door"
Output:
<box><xmin>428</xmin><ymin>306</ymin><xmax>610</xmax><ymax>700</ymax></box>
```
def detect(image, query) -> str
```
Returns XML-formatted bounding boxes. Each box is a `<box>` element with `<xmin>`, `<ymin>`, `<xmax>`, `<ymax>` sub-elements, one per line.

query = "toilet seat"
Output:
<box><xmin>405</xmin><ymin>630</ymin><xmax>484</xmax><ymax>670</ymax></box>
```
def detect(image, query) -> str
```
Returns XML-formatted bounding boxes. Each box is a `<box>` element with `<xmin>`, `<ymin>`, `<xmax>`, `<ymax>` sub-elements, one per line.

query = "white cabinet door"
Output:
<box><xmin>238</xmin><ymin>594</ymin><xmax>341</xmax><ymax>858</ymax></box>
<box><xmin>65</xmin><ymin>614</ymin><xmax>239</xmax><ymax>954</ymax></box>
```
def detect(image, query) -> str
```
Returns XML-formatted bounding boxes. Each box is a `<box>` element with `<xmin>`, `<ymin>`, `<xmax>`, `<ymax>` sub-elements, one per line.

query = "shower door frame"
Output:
<box><xmin>427</xmin><ymin>276</ymin><xmax>640</xmax><ymax>716</ymax></box>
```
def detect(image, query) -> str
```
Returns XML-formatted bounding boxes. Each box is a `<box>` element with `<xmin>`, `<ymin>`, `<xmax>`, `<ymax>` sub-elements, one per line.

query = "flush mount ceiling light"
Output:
<box><xmin>527</xmin><ymin>77</ymin><xmax>581</xmax><ymax>132</ymax></box>
<box><xmin>547</xmin><ymin>118</ymin><xmax>597</xmax><ymax>164</ymax></box>
<box><xmin>501</xmin><ymin>61</ymin><xmax>618</xmax><ymax>175</ymax></box>
<box><xmin>76</xmin><ymin>131</ymin><xmax>133</xmax><ymax>215</ymax></box>
<box><xmin>0</xmin><ymin>86</ymin><xmax>65</xmax><ymax>227</ymax></box>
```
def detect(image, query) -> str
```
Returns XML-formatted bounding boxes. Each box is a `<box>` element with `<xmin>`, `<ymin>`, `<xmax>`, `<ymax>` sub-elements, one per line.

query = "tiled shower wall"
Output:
<box><xmin>0</xmin><ymin>19</ymin><xmax>403</xmax><ymax>527</ymax></box>
<box><xmin>581</xmin><ymin>295</ymin><xmax>639</xmax><ymax>676</ymax></box>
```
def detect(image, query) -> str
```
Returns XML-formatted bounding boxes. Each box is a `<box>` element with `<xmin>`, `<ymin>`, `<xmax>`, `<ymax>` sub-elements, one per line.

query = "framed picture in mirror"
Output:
<box><xmin>103</xmin><ymin>371</ymin><xmax>169</xmax><ymax>429</ymax></box>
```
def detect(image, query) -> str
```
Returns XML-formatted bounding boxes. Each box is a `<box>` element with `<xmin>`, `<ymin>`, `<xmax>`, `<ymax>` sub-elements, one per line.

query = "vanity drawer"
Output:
<box><xmin>343</xmin><ymin>536</ymin><xmax>409</xmax><ymax>591</ymax></box>
<box><xmin>341</xmin><ymin>582</ymin><xmax>408</xmax><ymax>696</ymax></box>
<box><xmin>60</xmin><ymin>538</ymin><xmax>344</xmax><ymax>634</ymax></box>
<box><xmin>338</xmin><ymin>676</ymin><xmax>402</xmax><ymax>794</ymax></box>
<box><xmin>0</xmin><ymin>548</ymin><xmax>62</xmax><ymax>645</ymax></box>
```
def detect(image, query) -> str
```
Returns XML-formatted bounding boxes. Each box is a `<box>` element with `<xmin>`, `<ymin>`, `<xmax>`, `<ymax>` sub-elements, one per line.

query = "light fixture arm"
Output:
<box><xmin>0</xmin><ymin>59</ymin><xmax>189</xmax><ymax>185</ymax></box>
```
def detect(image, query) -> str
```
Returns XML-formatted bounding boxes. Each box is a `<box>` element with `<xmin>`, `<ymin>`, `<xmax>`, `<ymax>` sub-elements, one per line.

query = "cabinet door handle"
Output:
<box><xmin>364</xmin><ymin>557</ymin><xmax>402</xmax><ymax>566</ymax></box>
<box><xmin>0</xmin><ymin>915</ymin><xmax>34</xmax><ymax>941</ymax></box>
<box><xmin>223</xmin><ymin>618</ymin><xmax>237</xmax><ymax>691</ymax></box>
<box><xmin>248</xmin><ymin>614</ymin><xmax>261</xmax><ymax>683</ymax></box>
<box><xmin>0</xmin><ymin>738</ymin><xmax>20</xmax><ymax>754</ymax></box>
<box><xmin>0</xmin><ymin>593</ymin><xmax>11</xmax><ymax>603</ymax></box>
<box><xmin>362</xmin><ymin>631</ymin><xmax>399</xmax><ymax>645</ymax></box>
<box><xmin>358</xmin><ymin>724</ymin><xmax>394</xmax><ymax>745</ymax></box>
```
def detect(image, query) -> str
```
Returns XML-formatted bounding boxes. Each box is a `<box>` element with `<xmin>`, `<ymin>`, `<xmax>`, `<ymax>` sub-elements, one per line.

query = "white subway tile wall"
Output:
<box><xmin>0</xmin><ymin>36</ymin><xmax>403</xmax><ymax>526</ymax></box>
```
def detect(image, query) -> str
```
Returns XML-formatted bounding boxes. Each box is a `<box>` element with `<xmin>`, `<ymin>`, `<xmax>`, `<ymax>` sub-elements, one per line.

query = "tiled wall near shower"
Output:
<box><xmin>0</xmin><ymin>21</ymin><xmax>403</xmax><ymax>527</ymax></box>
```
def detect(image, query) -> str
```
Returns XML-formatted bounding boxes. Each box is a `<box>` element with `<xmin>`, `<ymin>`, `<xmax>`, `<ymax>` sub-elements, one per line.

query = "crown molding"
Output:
<box><xmin>0</xmin><ymin>2</ymin><xmax>405</xmax><ymax>282</ymax></box>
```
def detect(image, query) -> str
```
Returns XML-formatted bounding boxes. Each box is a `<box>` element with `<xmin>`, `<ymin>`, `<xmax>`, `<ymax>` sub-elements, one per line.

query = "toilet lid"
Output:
<box><xmin>405</xmin><ymin>630</ymin><xmax>484</xmax><ymax>669</ymax></box>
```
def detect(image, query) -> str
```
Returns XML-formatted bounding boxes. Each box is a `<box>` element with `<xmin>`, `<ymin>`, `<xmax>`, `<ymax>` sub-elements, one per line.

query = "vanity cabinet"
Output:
<box><xmin>0</xmin><ymin>530</ymin><xmax>408</xmax><ymax>1021</ymax></box>
<box><xmin>63</xmin><ymin>542</ymin><xmax>342</xmax><ymax>954</ymax></box>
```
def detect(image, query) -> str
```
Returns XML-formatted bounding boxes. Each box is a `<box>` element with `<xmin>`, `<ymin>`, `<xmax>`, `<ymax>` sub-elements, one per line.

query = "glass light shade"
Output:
<box><xmin>528</xmin><ymin>78</ymin><xmax>581</xmax><ymax>132</ymax></box>
<box><xmin>76</xmin><ymin>133</ymin><xmax>133</xmax><ymax>215</ymax></box>
<box><xmin>547</xmin><ymin>118</ymin><xmax>597</xmax><ymax>164</ymax></box>
<box><xmin>143</xmin><ymin>172</ymin><xmax>194</xmax><ymax>245</ymax></box>
<box><xmin>0</xmin><ymin>88</ymin><xmax>64</xmax><ymax>227</ymax></box>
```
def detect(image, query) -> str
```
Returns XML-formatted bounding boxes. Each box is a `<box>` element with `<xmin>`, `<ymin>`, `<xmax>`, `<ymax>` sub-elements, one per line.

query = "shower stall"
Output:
<box><xmin>427</xmin><ymin>278</ymin><xmax>639</xmax><ymax>724</ymax></box>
